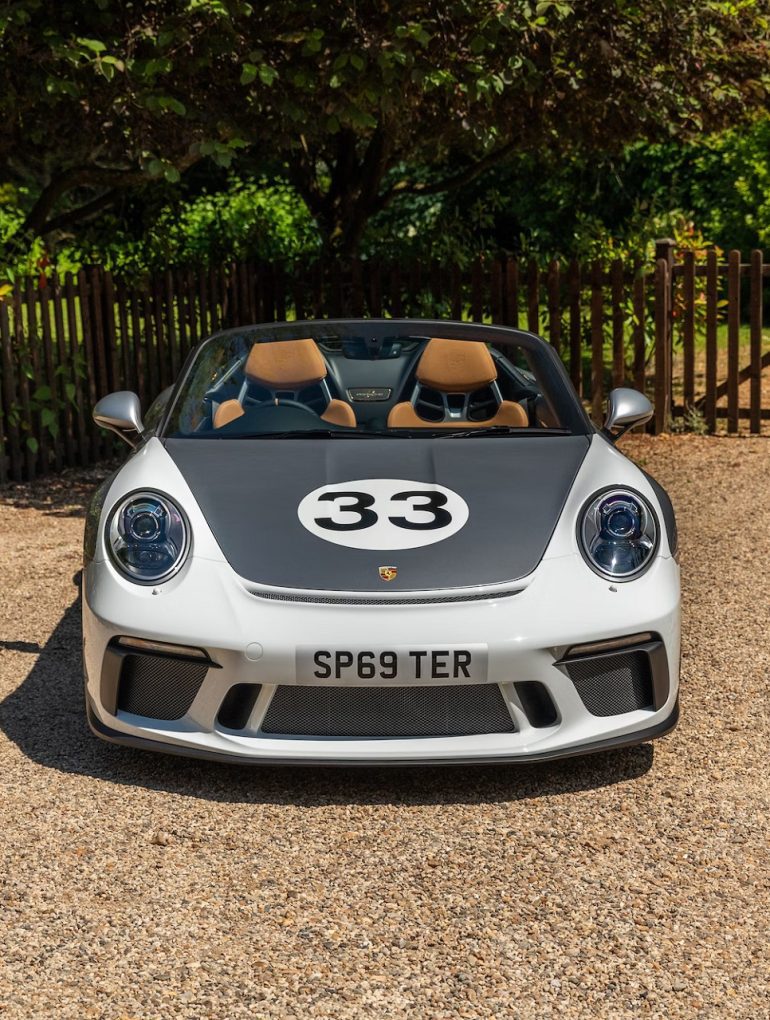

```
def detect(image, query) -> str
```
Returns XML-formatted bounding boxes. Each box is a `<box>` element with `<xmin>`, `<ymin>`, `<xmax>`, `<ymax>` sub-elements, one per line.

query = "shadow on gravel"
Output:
<box><xmin>0</xmin><ymin>465</ymin><xmax>116</xmax><ymax>518</ymax></box>
<box><xmin>0</xmin><ymin>575</ymin><xmax>653</xmax><ymax>806</ymax></box>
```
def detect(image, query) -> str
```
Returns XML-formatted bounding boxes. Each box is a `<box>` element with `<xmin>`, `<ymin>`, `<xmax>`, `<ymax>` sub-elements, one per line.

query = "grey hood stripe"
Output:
<box><xmin>165</xmin><ymin>436</ymin><xmax>590</xmax><ymax>591</ymax></box>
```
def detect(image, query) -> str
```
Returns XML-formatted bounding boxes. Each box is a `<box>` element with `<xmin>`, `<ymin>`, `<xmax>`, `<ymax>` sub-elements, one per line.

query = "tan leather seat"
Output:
<box><xmin>387</xmin><ymin>338</ymin><xmax>529</xmax><ymax>429</ymax></box>
<box><xmin>213</xmin><ymin>338</ymin><xmax>356</xmax><ymax>429</ymax></box>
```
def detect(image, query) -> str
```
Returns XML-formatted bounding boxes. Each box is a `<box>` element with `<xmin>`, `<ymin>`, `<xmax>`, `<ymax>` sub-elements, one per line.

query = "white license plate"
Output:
<box><xmin>296</xmin><ymin>645</ymin><xmax>488</xmax><ymax>686</ymax></box>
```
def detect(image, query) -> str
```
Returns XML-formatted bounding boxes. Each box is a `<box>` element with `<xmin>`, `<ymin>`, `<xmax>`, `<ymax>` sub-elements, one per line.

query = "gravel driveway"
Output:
<box><xmin>0</xmin><ymin>436</ymin><xmax>767</xmax><ymax>1019</ymax></box>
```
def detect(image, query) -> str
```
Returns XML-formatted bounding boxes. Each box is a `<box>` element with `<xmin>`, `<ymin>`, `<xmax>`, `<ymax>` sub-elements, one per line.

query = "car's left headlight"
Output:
<box><xmin>579</xmin><ymin>488</ymin><xmax>657</xmax><ymax>581</ymax></box>
<box><xmin>107</xmin><ymin>491</ymin><xmax>190</xmax><ymax>583</ymax></box>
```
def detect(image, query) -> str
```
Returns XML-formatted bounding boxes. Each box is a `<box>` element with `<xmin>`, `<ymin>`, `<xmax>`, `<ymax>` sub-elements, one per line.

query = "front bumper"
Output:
<box><xmin>83</xmin><ymin>553</ymin><xmax>680</xmax><ymax>765</ymax></box>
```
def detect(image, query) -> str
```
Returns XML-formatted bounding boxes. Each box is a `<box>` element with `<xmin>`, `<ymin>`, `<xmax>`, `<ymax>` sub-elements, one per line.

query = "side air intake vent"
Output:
<box><xmin>514</xmin><ymin>681</ymin><xmax>558</xmax><ymax>728</ymax></box>
<box><xmin>565</xmin><ymin>651</ymin><xmax>654</xmax><ymax>717</ymax></box>
<box><xmin>117</xmin><ymin>653</ymin><xmax>208</xmax><ymax>720</ymax></box>
<box><xmin>217</xmin><ymin>684</ymin><xmax>262</xmax><ymax>730</ymax></box>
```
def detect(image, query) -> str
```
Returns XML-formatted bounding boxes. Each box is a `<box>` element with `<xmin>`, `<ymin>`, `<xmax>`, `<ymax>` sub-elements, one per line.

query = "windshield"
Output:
<box><xmin>161</xmin><ymin>320</ymin><xmax>589</xmax><ymax>439</ymax></box>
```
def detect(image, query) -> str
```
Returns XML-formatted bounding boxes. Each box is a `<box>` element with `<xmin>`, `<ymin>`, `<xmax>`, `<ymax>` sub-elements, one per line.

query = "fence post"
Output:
<box><xmin>749</xmin><ymin>250</ymin><xmax>763</xmax><ymax>434</ymax></box>
<box><xmin>727</xmin><ymin>249</ymin><xmax>741</xmax><ymax>434</ymax></box>
<box><xmin>653</xmin><ymin>239</ymin><xmax>675</xmax><ymax>432</ymax></box>
<box><xmin>653</xmin><ymin>256</ymin><xmax>672</xmax><ymax>433</ymax></box>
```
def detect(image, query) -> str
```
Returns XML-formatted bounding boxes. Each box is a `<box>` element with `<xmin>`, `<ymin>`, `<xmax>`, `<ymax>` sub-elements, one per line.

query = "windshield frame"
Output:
<box><xmin>157</xmin><ymin>318</ymin><xmax>593</xmax><ymax>440</ymax></box>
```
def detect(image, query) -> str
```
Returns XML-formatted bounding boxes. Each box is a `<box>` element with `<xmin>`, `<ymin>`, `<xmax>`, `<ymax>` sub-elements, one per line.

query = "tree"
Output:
<box><xmin>2</xmin><ymin>0</ymin><xmax>769</xmax><ymax>258</ymax></box>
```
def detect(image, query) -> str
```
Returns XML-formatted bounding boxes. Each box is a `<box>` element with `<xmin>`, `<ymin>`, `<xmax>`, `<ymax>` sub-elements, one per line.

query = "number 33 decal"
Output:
<box><xmin>298</xmin><ymin>479</ymin><xmax>469</xmax><ymax>550</ymax></box>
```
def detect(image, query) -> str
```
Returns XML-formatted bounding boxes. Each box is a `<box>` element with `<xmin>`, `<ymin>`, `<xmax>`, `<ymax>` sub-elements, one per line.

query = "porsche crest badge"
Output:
<box><xmin>378</xmin><ymin>566</ymin><xmax>398</xmax><ymax>582</ymax></box>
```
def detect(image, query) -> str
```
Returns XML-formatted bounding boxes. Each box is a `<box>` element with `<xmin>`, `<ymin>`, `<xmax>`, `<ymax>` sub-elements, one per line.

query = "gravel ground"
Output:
<box><xmin>0</xmin><ymin>436</ymin><xmax>768</xmax><ymax>1019</ymax></box>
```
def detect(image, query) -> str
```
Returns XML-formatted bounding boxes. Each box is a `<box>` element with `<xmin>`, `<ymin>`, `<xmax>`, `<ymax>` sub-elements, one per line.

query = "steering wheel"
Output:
<box><xmin>255</xmin><ymin>397</ymin><xmax>318</xmax><ymax>414</ymax></box>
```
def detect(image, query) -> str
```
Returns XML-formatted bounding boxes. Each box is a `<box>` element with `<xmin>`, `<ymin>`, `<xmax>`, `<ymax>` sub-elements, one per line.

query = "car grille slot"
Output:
<box><xmin>260</xmin><ymin>683</ymin><xmax>515</xmax><ymax>738</ymax></box>
<box><xmin>117</xmin><ymin>653</ymin><xmax>208</xmax><ymax>720</ymax></box>
<box><xmin>565</xmin><ymin>651</ymin><xmax>653</xmax><ymax>716</ymax></box>
<box><xmin>514</xmin><ymin>681</ymin><xmax>558</xmax><ymax>727</ymax></box>
<box><xmin>217</xmin><ymin>683</ymin><xmax>262</xmax><ymax>730</ymax></box>
<box><xmin>251</xmin><ymin>589</ymin><xmax>522</xmax><ymax>606</ymax></box>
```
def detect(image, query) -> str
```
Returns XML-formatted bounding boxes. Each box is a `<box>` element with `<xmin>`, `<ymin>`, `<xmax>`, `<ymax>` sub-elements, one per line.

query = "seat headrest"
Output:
<box><xmin>245</xmin><ymin>339</ymin><xmax>327</xmax><ymax>389</ymax></box>
<box><xmin>416</xmin><ymin>338</ymin><xmax>497</xmax><ymax>393</ymax></box>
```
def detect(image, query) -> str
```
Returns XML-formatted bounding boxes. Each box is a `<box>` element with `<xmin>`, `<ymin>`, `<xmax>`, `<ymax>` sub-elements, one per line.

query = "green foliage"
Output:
<box><xmin>0</xmin><ymin>177</ymin><xmax>319</xmax><ymax>277</ymax></box>
<box><xmin>1</xmin><ymin>0</ymin><xmax>768</xmax><ymax>258</ymax></box>
<box><xmin>672</xmin><ymin>405</ymin><xmax>710</xmax><ymax>435</ymax></box>
<box><xmin>4</xmin><ymin>343</ymin><xmax>85</xmax><ymax>452</ymax></box>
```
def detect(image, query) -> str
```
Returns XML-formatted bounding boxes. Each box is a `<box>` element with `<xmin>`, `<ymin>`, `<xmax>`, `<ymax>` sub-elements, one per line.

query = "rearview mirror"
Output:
<box><xmin>602</xmin><ymin>388</ymin><xmax>653</xmax><ymax>441</ymax></box>
<box><xmin>93</xmin><ymin>391</ymin><xmax>144</xmax><ymax>448</ymax></box>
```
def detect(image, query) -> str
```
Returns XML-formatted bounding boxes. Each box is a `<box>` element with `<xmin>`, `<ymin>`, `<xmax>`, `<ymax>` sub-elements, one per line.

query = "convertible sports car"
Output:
<box><xmin>83</xmin><ymin>319</ymin><xmax>680</xmax><ymax>765</ymax></box>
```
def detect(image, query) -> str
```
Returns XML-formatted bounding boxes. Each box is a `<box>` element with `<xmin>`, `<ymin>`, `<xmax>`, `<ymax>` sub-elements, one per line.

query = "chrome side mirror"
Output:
<box><xmin>93</xmin><ymin>391</ymin><xmax>144</xmax><ymax>448</ymax></box>
<box><xmin>602</xmin><ymin>388</ymin><xmax>653</xmax><ymax>441</ymax></box>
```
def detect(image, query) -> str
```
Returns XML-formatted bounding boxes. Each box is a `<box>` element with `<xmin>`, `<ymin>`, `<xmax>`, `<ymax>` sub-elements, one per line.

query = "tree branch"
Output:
<box><xmin>375</xmin><ymin>140</ymin><xmax>518</xmax><ymax>212</ymax></box>
<box><xmin>41</xmin><ymin>188</ymin><xmax>122</xmax><ymax>235</ymax></box>
<box><xmin>21</xmin><ymin>154</ymin><xmax>204</xmax><ymax>236</ymax></box>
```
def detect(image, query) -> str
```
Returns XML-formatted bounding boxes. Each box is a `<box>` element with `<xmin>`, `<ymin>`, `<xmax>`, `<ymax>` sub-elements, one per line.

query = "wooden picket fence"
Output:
<box><xmin>0</xmin><ymin>240</ymin><xmax>768</xmax><ymax>482</ymax></box>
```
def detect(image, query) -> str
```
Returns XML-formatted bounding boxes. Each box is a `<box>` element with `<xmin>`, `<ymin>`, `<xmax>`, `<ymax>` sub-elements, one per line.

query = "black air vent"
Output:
<box><xmin>217</xmin><ymin>684</ymin><xmax>262</xmax><ymax>730</ymax></box>
<box><xmin>565</xmin><ymin>651</ymin><xmax>653</xmax><ymax>716</ymax></box>
<box><xmin>261</xmin><ymin>683</ymin><xmax>515</xmax><ymax>738</ymax></box>
<box><xmin>514</xmin><ymin>681</ymin><xmax>558</xmax><ymax>727</ymax></box>
<box><xmin>117</xmin><ymin>653</ymin><xmax>208</xmax><ymax>720</ymax></box>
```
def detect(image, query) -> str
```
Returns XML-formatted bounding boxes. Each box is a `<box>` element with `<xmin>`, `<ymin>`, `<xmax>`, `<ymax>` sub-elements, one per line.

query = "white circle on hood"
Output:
<box><xmin>297</xmin><ymin>478</ymin><xmax>469</xmax><ymax>550</ymax></box>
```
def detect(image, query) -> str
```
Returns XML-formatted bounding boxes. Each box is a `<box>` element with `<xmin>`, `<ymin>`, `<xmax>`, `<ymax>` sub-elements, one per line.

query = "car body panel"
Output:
<box><xmin>163</xmin><ymin>434</ymin><xmax>591</xmax><ymax>590</ymax></box>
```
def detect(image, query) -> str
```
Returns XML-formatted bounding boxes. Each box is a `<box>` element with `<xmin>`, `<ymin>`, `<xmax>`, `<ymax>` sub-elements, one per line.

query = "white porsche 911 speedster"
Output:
<box><xmin>83</xmin><ymin>319</ymin><xmax>680</xmax><ymax>765</ymax></box>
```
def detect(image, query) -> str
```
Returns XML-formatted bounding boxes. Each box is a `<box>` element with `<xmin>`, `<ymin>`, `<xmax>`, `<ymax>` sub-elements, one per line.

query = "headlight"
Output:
<box><xmin>579</xmin><ymin>488</ymin><xmax>657</xmax><ymax>581</ymax></box>
<box><xmin>107</xmin><ymin>491</ymin><xmax>189</xmax><ymax>583</ymax></box>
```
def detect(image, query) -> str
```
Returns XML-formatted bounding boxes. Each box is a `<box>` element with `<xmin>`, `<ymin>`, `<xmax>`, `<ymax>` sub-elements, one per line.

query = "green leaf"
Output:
<box><xmin>302</xmin><ymin>29</ymin><xmax>324</xmax><ymax>55</ymax></box>
<box><xmin>65</xmin><ymin>382</ymin><xmax>76</xmax><ymax>401</ymax></box>
<box><xmin>240</xmin><ymin>63</ymin><xmax>257</xmax><ymax>85</ymax></box>
<box><xmin>26</xmin><ymin>437</ymin><xmax>38</xmax><ymax>454</ymax></box>
<box><xmin>258</xmin><ymin>64</ymin><xmax>278</xmax><ymax>86</ymax></box>
<box><xmin>164</xmin><ymin>166</ymin><xmax>181</xmax><ymax>183</ymax></box>
<box><xmin>160</xmin><ymin>96</ymin><xmax>186</xmax><ymax>115</ymax></box>
<box><xmin>41</xmin><ymin>408</ymin><xmax>56</xmax><ymax>427</ymax></box>
<box><xmin>77</xmin><ymin>37</ymin><xmax>106</xmax><ymax>54</ymax></box>
<box><xmin>33</xmin><ymin>385</ymin><xmax>52</xmax><ymax>401</ymax></box>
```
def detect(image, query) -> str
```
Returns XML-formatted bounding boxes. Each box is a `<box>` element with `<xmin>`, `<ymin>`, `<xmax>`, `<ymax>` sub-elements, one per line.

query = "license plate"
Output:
<box><xmin>296</xmin><ymin>645</ymin><xmax>488</xmax><ymax>686</ymax></box>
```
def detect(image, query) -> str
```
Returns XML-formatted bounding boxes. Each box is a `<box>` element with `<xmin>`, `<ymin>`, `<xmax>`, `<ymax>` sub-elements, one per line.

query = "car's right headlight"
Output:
<box><xmin>579</xmin><ymin>488</ymin><xmax>657</xmax><ymax>581</ymax></box>
<box><xmin>107</xmin><ymin>491</ymin><xmax>189</xmax><ymax>584</ymax></box>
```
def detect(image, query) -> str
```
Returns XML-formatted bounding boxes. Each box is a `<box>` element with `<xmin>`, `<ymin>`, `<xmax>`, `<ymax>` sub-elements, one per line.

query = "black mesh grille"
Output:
<box><xmin>565</xmin><ymin>651</ymin><xmax>653</xmax><ymax>716</ymax></box>
<box><xmin>261</xmin><ymin>684</ymin><xmax>515</xmax><ymax>737</ymax></box>
<box><xmin>117</xmin><ymin>653</ymin><xmax>208</xmax><ymax>720</ymax></box>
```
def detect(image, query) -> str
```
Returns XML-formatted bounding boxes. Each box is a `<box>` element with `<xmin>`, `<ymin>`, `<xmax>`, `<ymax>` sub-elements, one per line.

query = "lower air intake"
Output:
<box><xmin>217</xmin><ymin>683</ymin><xmax>262</xmax><ymax>730</ymax></box>
<box><xmin>565</xmin><ymin>651</ymin><xmax>653</xmax><ymax>716</ymax></box>
<box><xmin>261</xmin><ymin>683</ymin><xmax>515</xmax><ymax>738</ymax></box>
<box><xmin>117</xmin><ymin>653</ymin><xmax>208</xmax><ymax>720</ymax></box>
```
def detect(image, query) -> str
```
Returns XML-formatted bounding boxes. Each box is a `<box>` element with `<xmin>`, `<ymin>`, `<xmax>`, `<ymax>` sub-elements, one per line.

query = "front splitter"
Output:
<box><xmin>86</xmin><ymin>695</ymin><xmax>679</xmax><ymax>768</ymax></box>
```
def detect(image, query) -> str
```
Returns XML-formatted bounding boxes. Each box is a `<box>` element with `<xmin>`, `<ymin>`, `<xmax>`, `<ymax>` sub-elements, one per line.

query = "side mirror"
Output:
<box><xmin>93</xmin><ymin>391</ymin><xmax>144</xmax><ymax>448</ymax></box>
<box><xmin>602</xmin><ymin>388</ymin><xmax>653</xmax><ymax>442</ymax></box>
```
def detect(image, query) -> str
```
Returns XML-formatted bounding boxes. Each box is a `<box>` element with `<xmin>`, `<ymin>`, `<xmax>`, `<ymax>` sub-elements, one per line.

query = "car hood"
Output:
<box><xmin>165</xmin><ymin>435</ymin><xmax>590</xmax><ymax>591</ymax></box>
